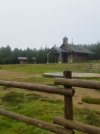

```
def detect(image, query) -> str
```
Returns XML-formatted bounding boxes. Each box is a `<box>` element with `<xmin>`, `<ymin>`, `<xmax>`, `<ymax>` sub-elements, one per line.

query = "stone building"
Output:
<box><xmin>47</xmin><ymin>37</ymin><xmax>93</xmax><ymax>63</ymax></box>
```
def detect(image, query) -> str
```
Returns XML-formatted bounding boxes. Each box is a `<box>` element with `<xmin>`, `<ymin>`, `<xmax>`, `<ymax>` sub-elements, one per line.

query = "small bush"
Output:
<box><xmin>82</xmin><ymin>97</ymin><xmax>100</xmax><ymax>105</ymax></box>
<box><xmin>1</xmin><ymin>91</ymin><xmax>25</xmax><ymax>106</ymax></box>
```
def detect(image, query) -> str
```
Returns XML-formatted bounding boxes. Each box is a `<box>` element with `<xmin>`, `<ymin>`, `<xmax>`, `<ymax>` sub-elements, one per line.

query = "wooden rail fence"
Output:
<box><xmin>0</xmin><ymin>71</ymin><xmax>100</xmax><ymax>134</ymax></box>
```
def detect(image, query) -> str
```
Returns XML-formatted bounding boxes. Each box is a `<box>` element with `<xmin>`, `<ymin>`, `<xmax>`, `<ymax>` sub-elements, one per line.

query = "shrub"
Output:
<box><xmin>1</xmin><ymin>91</ymin><xmax>25</xmax><ymax>106</ymax></box>
<box><xmin>82</xmin><ymin>97</ymin><xmax>100</xmax><ymax>105</ymax></box>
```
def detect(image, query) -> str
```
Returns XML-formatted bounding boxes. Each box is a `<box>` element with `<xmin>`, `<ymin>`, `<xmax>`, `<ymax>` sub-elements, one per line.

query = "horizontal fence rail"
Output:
<box><xmin>0</xmin><ymin>108</ymin><xmax>71</xmax><ymax>134</ymax></box>
<box><xmin>54</xmin><ymin>117</ymin><xmax>100</xmax><ymax>134</ymax></box>
<box><xmin>55</xmin><ymin>78</ymin><xmax>100</xmax><ymax>90</ymax></box>
<box><xmin>0</xmin><ymin>80</ymin><xmax>74</xmax><ymax>96</ymax></box>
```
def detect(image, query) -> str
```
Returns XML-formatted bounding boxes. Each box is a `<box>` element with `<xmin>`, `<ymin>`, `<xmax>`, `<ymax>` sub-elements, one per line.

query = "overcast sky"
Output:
<box><xmin>0</xmin><ymin>0</ymin><xmax>100</xmax><ymax>49</ymax></box>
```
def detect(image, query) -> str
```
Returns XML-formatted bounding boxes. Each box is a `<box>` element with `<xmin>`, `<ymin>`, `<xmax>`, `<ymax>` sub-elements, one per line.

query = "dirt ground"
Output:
<box><xmin>73</xmin><ymin>87</ymin><xmax>100</xmax><ymax>111</ymax></box>
<box><xmin>0</xmin><ymin>70</ymin><xmax>100</xmax><ymax>112</ymax></box>
<box><xmin>35</xmin><ymin>87</ymin><xmax>100</xmax><ymax>112</ymax></box>
<box><xmin>43</xmin><ymin>72</ymin><xmax>100</xmax><ymax>111</ymax></box>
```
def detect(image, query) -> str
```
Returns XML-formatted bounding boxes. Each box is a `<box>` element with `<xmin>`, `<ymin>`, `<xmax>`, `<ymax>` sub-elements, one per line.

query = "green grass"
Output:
<box><xmin>0</xmin><ymin>91</ymin><xmax>63</xmax><ymax>134</ymax></box>
<box><xmin>0</xmin><ymin>90</ymin><xmax>100</xmax><ymax>134</ymax></box>
<box><xmin>82</xmin><ymin>97</ymin><xmax>100</xmax><ymax>105</ymax></box>
<box><xmin>0</xmin><ymin>63</ymin><xmax>100</xmax><ymax>133</ymax></box>
<box><xmin>1</xmin><ymin>62</ymin><xmax>100</xmax><ymax>74</ymax></box>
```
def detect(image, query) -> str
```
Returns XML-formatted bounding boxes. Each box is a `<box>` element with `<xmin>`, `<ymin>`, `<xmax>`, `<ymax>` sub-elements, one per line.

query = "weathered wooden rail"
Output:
<box><xmin>0</xmin><ymin>80</ymin><xmax>73</xmax><ymax>96</ymax></box>
<box><xmin>0</xmin><ymin>109</ymin><xmax>71</xmax><ymax>134</ymax></box>
<box><xmin>0</xmin><ymin>71</ymin><xmax>100</xmax><ymax>134</ymax></box>
<box><xmin>54</xmin><ymin>117</ymin><xmax>100</xmax><ymax>134</ymax></box>
<box><xmin>55</xmin><ymin>78</ymin><xmax>100</xmax><ymax>90</ymax></box>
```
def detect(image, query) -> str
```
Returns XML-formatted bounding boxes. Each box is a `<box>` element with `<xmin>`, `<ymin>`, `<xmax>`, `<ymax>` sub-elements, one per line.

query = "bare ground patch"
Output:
<box><xmin>30</xmin><ymin>87</ymin><xmax>100</xmax><ymax>112</ymax></box>
<box><xmin>0</xmin><ymin>70</ymin><xmax>40</xmax><ymax>81</ymax></box>
<box><xmin>0</xmin><ymin>70</ymin><xmax>99</xmax><ymax>112</ymax></box>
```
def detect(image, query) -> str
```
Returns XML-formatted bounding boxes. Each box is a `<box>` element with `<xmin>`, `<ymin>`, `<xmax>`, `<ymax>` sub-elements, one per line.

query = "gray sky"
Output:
<box><xmin>0</xmin><ymin>0</ymin><xmax>100</xmax><ymax>49</ymax></box>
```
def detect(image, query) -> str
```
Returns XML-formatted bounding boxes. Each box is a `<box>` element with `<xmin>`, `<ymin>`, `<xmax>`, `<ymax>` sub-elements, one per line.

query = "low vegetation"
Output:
<box><xmin>0</xmin><ymin>63</ymin><xmax>99</xmax><ymax>134</ymax></box>
<box><xmin>0</xmin><ymin>90</ymin><xmax>100</xmax><ymax>134</ymax></box>
<box><xmin>82</xmin><ymin>97</ymin><xmax>100</xmax><ymax>105</ymax></box>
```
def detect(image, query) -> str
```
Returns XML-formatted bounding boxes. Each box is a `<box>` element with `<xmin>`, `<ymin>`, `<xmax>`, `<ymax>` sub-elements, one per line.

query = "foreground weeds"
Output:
<box><xmin>0</xmin><ymin>63</ymin><xmax>100</xmax><ymax>134</ymax></box>
<box><xmin>0</xmin><ymin>90</ymin><xmax>99</xmax><ymax>134</ymax></box>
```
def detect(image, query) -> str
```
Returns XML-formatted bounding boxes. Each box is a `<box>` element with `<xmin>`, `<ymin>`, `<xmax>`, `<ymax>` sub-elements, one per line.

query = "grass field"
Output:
<box><xmin>0</xmin><ymin>63</ymin><xmax>100</xmax><ymax>134</ymax></box>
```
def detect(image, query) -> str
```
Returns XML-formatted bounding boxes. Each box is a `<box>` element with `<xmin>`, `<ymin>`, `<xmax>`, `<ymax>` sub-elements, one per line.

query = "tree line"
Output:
<box><xmin>0</xmin><ymin>46</ymin><xmax>49</xmax><ymax>64</ymax></box>
<box><xmin>84</xmin><ymin>42</ymin><xmax>100</xmax><ymax>60</ymax></box>
<box><xmin>0</xmin><ymin>42</ymin><xmax>100</xmax><ymax>64</ymax></box>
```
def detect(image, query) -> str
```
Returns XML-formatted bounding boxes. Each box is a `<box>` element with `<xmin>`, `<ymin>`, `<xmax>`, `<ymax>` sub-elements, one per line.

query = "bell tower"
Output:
<box><xmin>63</xmin><ymin>37</ymin><xmax>68</xmax><ymax>45</ymax></box>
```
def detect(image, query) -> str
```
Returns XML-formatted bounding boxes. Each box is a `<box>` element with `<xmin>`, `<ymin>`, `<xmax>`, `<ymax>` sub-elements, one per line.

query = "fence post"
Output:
<box><xmin>63</xmin><ymin>71</ymin><xmax>75</xmax><ymax>134</ymax></box>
